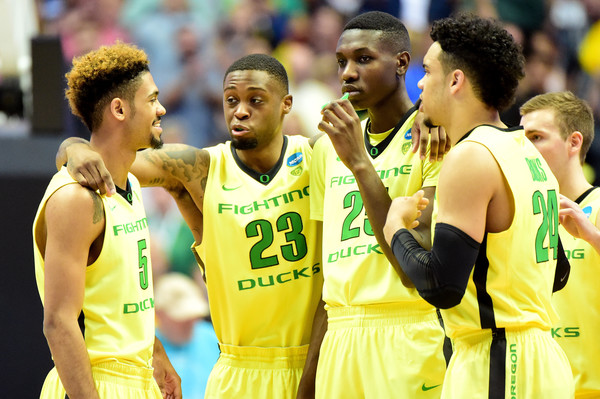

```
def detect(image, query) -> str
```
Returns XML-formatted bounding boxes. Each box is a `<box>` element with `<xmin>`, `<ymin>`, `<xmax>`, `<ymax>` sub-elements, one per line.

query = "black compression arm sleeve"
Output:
<box><xmin>390</xmin><ymin>223</ymin><xmax>480</xmax><ymax>309</ymax></box>
<box><xmin>553</xmin><ymin>238</ymin><xmax>570</xmax><ymax>292</ymax></box>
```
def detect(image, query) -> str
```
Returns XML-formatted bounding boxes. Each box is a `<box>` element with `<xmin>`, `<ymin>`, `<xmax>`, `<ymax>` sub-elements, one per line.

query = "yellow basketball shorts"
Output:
<box><xmin>315</xmin><ymin>304</ymin><xmax>447</xmax><ymax>399</ymax></box>
<box><xmin>555</xmin><ymin>328</ymin><xmax>600</xmax><ymax>398</ymax></box>
<box><xmin>204</xmin><ymin>344</ymin><xmax>308</xmax><ymax>399</ymax></box>
<box><xmin>40</xmin><ymin>361</ymin><xmax>162</xmax><ymax>398</ymax></box>
<box><xmin>444</xmin><ymin>327</ymin><xmax>574</xmax><ymax>399</ymax></box>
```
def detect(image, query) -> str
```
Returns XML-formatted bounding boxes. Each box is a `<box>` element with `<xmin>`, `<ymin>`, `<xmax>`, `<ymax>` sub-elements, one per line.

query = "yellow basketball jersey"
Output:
<box><xmin>310</xmin><ymin>107</ymin><xmax>441</xmax><ymax>308</ymax></box>
<box><xmin>33</xmin><ymin>167</ymin><xmax>155</xmax><ymax>367</ymax></box>
<box><xmin>553</xmin><ymin>186</ymin><xmax>600</xmax><ymax>395</ymax></box>
<box><xmin>440</xmin><ymin>126</ymin><xmax>561</xmax><ymax>340</ymax></box>
<box><xmin>195</xmin><ymin>135</ymin><xmax>322</xmax><ymax>348</ymax></box>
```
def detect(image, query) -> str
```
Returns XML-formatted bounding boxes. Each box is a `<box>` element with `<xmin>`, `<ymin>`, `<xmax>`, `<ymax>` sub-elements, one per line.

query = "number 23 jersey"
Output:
<box><xmin>195</xmin><ymin>135</ymin><xmax>322</xmax><ymax>348</ymax></box>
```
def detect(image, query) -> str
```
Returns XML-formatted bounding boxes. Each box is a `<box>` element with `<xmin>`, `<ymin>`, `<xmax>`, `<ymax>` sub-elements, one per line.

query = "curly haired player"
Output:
<box><xmin>384</xmin><ymin>14</ymin><xmax>574</xmax><ymax>398</ymax></box>
<box><xmin>33</xmin><ymin>43</ymin><xmax>180</xmax><ymax>399</ymax></box>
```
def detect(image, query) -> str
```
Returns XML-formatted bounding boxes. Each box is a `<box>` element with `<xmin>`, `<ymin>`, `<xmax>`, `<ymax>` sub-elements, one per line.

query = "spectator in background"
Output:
<box><xmin>51</xmin><ymin>0</ymin><xmax>131</xmax><ymax>139</ymax></box>
<box><xmin>32</xmin><ymin>0</ymin><xmax>600</xmax><ymax>201</ymax></box>
<box><xmin>578</xmin><ymin>11</ymin><xmax>600</xmax><ymax>185</ymax></box>
<box><xmin>59</xmin><ymin>0</ymin><xmax>130</xmax><ymax>62</ymax></box>
<box><xmin>155</xmin><ymin>273</ymin><xmax>219</xmax><ymax>399</ymax></box>
<box><xmin>307</xmin><ymin>5</ymin><xmax>346</xmax><ymax>55</ymax></box>
<box><xmin>275</xmin><ymin>40</ymin><xmax>339</xmax><ymax>138</ymax></box>
<box><xmin>124</xmin><ymin>0</ymin><xmax>223</xmax><ymax>148</ymax></box>
<box><xmin>501</xmin><ymin>30</ymin><xmax>566</xmax><ymax>127</ymax></box>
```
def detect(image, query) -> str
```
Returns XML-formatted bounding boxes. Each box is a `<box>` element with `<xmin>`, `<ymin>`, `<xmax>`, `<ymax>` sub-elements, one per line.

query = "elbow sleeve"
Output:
<box><xmin>391</xmin><ymin>223</ymin><xmax>480</xmax><ymax>309</ymax></box>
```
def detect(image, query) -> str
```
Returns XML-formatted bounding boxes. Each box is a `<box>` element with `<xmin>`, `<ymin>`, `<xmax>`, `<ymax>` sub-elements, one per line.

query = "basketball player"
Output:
<box><xmin>302</xmin><ymin>11</ymin><xmax>448</xmax><ymax>399</ymax></box>
<box><xmin>33</xmin><ymin>43</ymin><xmax>181</xmax><ymax>398</ymax></box>
<box><xmin>383</xmin><ymin>14</ymin><xmax>574</xmax><ymax>398</ymax></box>
<box><xmin>521</xmin><ymin>91</ymin><xmax>600</xmax><ymax>398</ymax></box>
<box><xmin>56</xmin><ymin>54</ymin><xmax>324</xmax><ymax>399</ymax></box>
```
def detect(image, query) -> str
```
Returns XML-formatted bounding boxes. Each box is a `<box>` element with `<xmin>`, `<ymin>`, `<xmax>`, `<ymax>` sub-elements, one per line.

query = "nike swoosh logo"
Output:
<box><xmin>222</xmin><ymin>184</ymin><xmax>241</xmax><ymax>191</ymax></box>
<box><xmin>421</xmin><ymin>383</ymin><xmax>442</xmax><ymax>391</ymax></box>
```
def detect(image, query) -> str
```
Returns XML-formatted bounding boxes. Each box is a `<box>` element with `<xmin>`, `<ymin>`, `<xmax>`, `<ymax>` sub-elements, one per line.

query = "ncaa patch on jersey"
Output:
<box><xmin>404</xmin><ymin>128</ymin><xmax>412</xmax><ymax>140</ymax></box>
<box><xmin>287</xmin><ymin>152</ymin><xmax>303</xmax><ymax>167</ymax></box>
<box><xmin>583</xmin><ymin>205</ymin><xmax>592</xmax><ymax>218</ymax></box>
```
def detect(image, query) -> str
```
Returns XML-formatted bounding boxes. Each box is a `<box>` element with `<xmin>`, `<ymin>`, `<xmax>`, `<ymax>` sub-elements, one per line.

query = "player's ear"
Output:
<box><xmin>396</xmin><ymin>51</ymin><xmax>410</xmax><ymax>76</ymax></box>
<box><xmin>449</xmin><ymin>70</ymin><xmax>465</xmax><ymax>94</ymax></box>
<box><xmin>110</xmin><ymin>98</ymin><xmax>126</xmax><ymax>121</ymax></box>
<box><xmin>568</xmin><ymin>131</ymin><xmax>584</xmax><ymax>155</ymax></box>
<box><xmin>282</xmin><ymin>94</ymin><xmax>293</xmax><ymax>115</ymax></box>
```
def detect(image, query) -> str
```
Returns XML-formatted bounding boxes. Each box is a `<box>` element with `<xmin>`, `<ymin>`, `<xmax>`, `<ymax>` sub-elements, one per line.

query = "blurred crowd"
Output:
<box><xmin>5</xmin><ymin>1</ymin><xmax>600</xmax><ymax>395</ymax></box>
<box><xmin>23</xmin><ymin>1</ymin><xmax>600</xmax><ymax>154</ymax></box>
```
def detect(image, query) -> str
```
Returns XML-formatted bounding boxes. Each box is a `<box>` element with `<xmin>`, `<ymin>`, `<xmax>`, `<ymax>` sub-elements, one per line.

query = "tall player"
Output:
<box><xmin>33</xmin><ymin>43</ymin><xmax>181</xmax><ymax>399</ymax></box>
<box><xmin>521</xmin><ymin>91</ymin><xmax>600</xmax><ymax>398</ymax></box>
<box><xmin>303</xmin><ymin>11</ymin><xmax>448</xmax><ymax>398</ymax></box>
<box><xmin>56</xmin><ymin>54</ymin><xmax>324</xmax><ymax>399</ymax></box>
<box><xmin>383</xmin><ymin>14</ymin><xmax>573</xmax><ymax>398</ymax></box>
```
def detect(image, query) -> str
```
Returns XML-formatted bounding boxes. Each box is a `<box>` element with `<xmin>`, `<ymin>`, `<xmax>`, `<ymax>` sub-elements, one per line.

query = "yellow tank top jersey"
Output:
<box><xmin>33</xmin><ymin>167</ymin><xmax>155</xmax><ymax>367</ymax></box>
<box><xmin>440</xmin><ymin>126</ymin><xmax>561</xmax><ymax>340</ymax></box>
<box><xmin>195</xmin><ymin>135</ymin><xmax>322</xmax><ymax>348</ymax></box>
<box><xmin>553</xmin><ymin>186</ymin><xmax>600</xmax><ymax>395</ymax></box>
<box><xmin>311</xmin><ymin>107</ymin><xmax>441</xmax><ymax>307</ymax></box>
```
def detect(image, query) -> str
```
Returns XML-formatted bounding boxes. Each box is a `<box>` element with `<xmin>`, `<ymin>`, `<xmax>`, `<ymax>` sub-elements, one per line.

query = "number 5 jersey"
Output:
<box><xmin>33</xmin><ymin>167</ymin><xmax>156</xmax><ymax>367</ymax></box>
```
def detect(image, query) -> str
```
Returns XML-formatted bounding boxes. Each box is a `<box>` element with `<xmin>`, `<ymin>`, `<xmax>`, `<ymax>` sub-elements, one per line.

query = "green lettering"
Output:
<box><xmin>258</xmin><ymin>275</ymin><xmax>275</xmax><ymax>287</ymax></box>
<box><xmin>293</xmin><ymin>267</ymin><xmax>310</xmax><ymax>279</ymax></box>
<box><xmin>312</xmin><ymin>263</ymin><xmax>321</xmax><ymax>274</ymax></box>
<box><xmin>367</xmin><ymin>243</ymin><xmax>382</xmax><ymax>254</ymax></box>
<box><xmin>123</xmin><ymin>303</ymin><xmax>139</xmax><ymax>314</ymax></box>
<box><xmin>276</xmin><ymin>272</ymin><xmax>292</xmax><ymax>283</ymax></box>
<box><xmin>238</xmin><ymin>279</ymin><xmax>256</xmax><ymax>290</ymax></box>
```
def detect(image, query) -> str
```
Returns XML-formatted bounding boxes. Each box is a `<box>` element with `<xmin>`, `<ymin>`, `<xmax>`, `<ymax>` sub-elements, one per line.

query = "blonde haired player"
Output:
<box><xmin>33</xmin><ymin>43</ymin><xmax>180</xmax><ymax>398</ymax></box>
<box><xmin>521</xmin><ymin>91</ymin><xmax>600</xmax><ymax>398</ymax></box>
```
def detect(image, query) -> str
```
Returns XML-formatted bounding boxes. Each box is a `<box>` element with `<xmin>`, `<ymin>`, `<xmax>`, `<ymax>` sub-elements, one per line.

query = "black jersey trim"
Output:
<box><xmin>77</xmin><ymin>310</ymin><xmax>85</xmax><ymax>337</ymax></box>
<box><xmin>115</xmin><ymin>179</ymin><xmax>133</xmax><ymax>205</ymax></box>
<box><xmin>457</xmin><ymin>124</ymin><xmax>523</xmax><ymax>145</ymax></box>
<box><xmin>363</xmin><ymin>103</ymin><xmax>418</xmax><ymax>159</ymax></box>
<box><xmin>230</xmin><ymin>136</ymin><xmax>288</xmax><ymax>185</ymax></box>
<box><xmin>436</xmin><ymin>309</ymin><xmax>453</xmax><ymax>367</ymax></box>
<box><xmin>489</xmin><ymin>327</ymin><xmax>507</xmax><ymax>399</ymax></box>
<box><xmin>575</xmin><ymin>186</ymin><xmax>599</xmax><ymax>204</ymax></box>
<box><xmin>473</xmin><ymin>233</ymin><xmax>497</xmax><ymax>329</ymax></box>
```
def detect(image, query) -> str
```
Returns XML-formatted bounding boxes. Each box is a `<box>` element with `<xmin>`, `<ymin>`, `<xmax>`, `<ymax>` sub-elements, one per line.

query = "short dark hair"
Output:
<box><xmin>224</xmin><ymin>53</ymin><xmax>289</xmax><ymax>93</ymax></box>
<box><xmin>65</xmin><ymin>42</ymin><xmax>150</xmax><ymax>131</ymax></box>
<box><xmin>431</xmin><ymin>13</ymin><xmax>524</xmax><ymax>111</ymax></box>
<box><xmin>343</xmin><ymin>11</ymin><xmax>410</xmax><ymax>54</ymax></box>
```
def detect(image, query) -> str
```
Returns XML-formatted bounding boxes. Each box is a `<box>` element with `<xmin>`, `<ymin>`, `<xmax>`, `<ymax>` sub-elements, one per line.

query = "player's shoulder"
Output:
<box><xmin>45</xmin><ymin>183</ymin><xmax>105</xmax><ymax>229</ymax></box>
<box><xmin>441</xmin><ymin>139</ymin><xmax>497</xmax><ymax>185</ymax></box>
<box><xmin>285</xmin><ymin>133</ymin><xmax>311</xmax><ymax>145</ymax></box>
<box><xmin>50</xmin><ymin>183</ymin><xmax>102</xmax><ymax>210</ymax></box>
